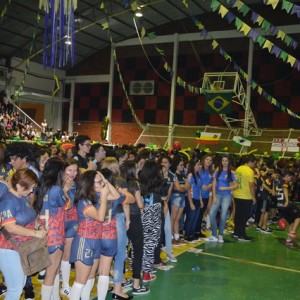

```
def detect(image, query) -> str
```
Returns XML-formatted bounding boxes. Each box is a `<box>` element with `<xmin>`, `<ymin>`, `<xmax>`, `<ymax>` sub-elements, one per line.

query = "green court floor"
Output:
<box><xmin>6</xmin><ymin>224</ymin><xmax>298</xmax><ymax>300</ymax></box>
<box><xmin>104</xmin><ymin>225</ymin><xmax>300</xmax><ymax>300</ymax></box>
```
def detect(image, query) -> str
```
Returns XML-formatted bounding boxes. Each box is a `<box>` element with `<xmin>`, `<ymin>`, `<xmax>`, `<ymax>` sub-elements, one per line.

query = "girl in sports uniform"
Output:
<box><xmin>60</xmin><ymin>159</ymin><xmax>79</xmax><ymax>297</ymax></box>
<box><xmin>34</xmin><ymin>158</ymin><xmax>69</xmax><ymax>300</ymax></box>
<box><xmin>70</xmin><ymin>170</ymin><xmax>123</xmax><ymax>300</ymax></box>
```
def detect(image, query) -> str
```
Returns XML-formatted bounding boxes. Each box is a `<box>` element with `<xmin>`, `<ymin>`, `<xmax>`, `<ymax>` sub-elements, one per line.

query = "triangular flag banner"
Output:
<box><xmin>196</xmin><ymin>132</ymin><xmax>221</xmax><ymax>145</ymax></box>
<box><xmin>204</xmin><ymin>92</ymin><xmax>233</xmax><ymax>114</ymax></box>
<box><xmin>232</xmin><ymin>136</ymin><xmax>252</xmax><ymax>147</ymax></box>
<box><xmin>53</xmin><ymin>75</ymin><xmax>60</xmax><ymax>96</ymax></box>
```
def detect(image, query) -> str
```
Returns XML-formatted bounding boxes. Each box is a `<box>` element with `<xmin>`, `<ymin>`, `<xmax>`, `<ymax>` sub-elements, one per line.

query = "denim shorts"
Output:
<box><xmin>171</xmin><ymin>193</ymin><xmax>185</xmax><ymax>208</ymax></box>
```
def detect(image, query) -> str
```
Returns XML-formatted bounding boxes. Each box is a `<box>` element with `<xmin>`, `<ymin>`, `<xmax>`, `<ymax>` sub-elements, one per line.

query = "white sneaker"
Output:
<box><xmin>218</xmin><ymin>235</ymin><xmax>224</xmax><ymax>243</ymax></box>
<box><xmin>167</xmin><ymin>254</ymin><xmax>177</xmax><ymax>263</ymax></box>
<box><xmin>205</xmin><ymin>236</ymin><xmax>218</xmax><ymax>242</ymax></box>
<box><xmin>60</xmin><ymin>287</ymin><xmax>70</xmax><ymax>298</ymax></box>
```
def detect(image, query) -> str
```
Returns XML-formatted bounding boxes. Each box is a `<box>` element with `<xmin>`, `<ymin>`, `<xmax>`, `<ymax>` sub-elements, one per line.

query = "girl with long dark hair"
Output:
<box><xmin>206</xmin><ymin>155</ymin><xmax>237</xmax><ymax>243</ymax></box>
<box><xmin>170</xmin><ymin>155</ymin><xmax>188</xmax><ymax>245</ymax></box>
<box><xmin>34</xmin><ymin>157</ymin><xmax>68</xmax><ymax>300</ymax></box>
<box><xmin>70</xmin><ymin>170</ymin><xmax>122</xmax><ymax>300</ymax></box>
<box><xmin>138</xmin><ymin>160</ymin><xmax>168</xmax><ymax>282</ymax></box>
<box><xmin>60</xmin><ymin>158</ymin><xmax>79</xmax><ymax>297</ymax></box>
<box><xmin>197</xmin><ymin>154</ymin><xmax>214</xmax><ymax>239</ymax></box>
<box><xmin>120</xmin><ymin>161</ymin><xmax>149</xmax><ymax>296</ymax></box>
<box><xmin>185</xmin><ymin>157</ymin><xmax>202</xmax><ymax>242</ymax></box>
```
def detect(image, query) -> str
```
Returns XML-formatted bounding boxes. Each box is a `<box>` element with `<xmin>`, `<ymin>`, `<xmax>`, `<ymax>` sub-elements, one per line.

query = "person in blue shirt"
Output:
<box><xmin>185</xmin><ymin>158</ymin><xmax>203</xmax><ymax>242</ymax></box>
<box><xmin>206</xmin><ymin>155</ymin><xmax>237</xmax><ymax>243</ymax></box>
<box><xmin>197</xmin><ymin>154</ymin><xmax>214</xmax><ymax>239</ymax></box>
<box><xmin>0</xmin><ymin>169</ymin><xmax>44</xmax><ymax>299</ymax></box>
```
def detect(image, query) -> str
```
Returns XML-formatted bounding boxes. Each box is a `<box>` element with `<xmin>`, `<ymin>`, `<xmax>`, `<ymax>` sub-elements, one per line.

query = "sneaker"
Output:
<box><xmin>285</xmin><ymin>239</ymin><xmax>294</xmax><ymax>246</ymax></box>
<box><xmin>237</xmin><ymin>236</ymin><xmax>252</xmax><ymax>242</ymax></box>
<box><xmin>232</xmin><ymin>233</ymin><xmax>238</xmax><ymax>239</ymax></box>
<box><xmin>176</xmin><ymin>238</ymin><xmax>187</xmax><ymax>245</ymax></box>
<box><xmin>142</xmin><ymin>272</ymin><xmax>156</xmax><ymax>282</ymax></box>
<box><xmin>167</xmin><ymin>254</ymin><xmax>177</xmax><ymax>263</ymax></box>
<box><xmin>122</xmin><ymin>278</ymin><xmax>133</xmax><ymax>288</ymax></box>
<box><xmin>132</xmin><ymin>285</ymin><xmax>150</xmax><ymax>295</ymax></box>
<box><xmin>0</xmin><ymin>283</ymin><xmax>7</xmax><ymax>296</ymax></box>
<box><xmin>195</xmin><ymin>232</ymin><xmax>206</xmax><ymax>239</ymax></box>
<box><xmin>172</xmin><ymin>239</ymin><xmax>180</xmax><ymax>245</ymax></box>
<box><xmin>184</xmin><ymin>236</ymin><xmax>195</xmax><ymax>243</ymax></box>
<box><xmin>248</xmin><ymin>217</ymin><xmax>255</xmax><ymax>223</ymax></box>
<box><xmin>256</xmin><ymin>226</ymin><xmax>262</xmax><ymax>231</ymax></box>
<box><xmin>154</xmin><ymin>262</ymin><xmax>166</xmax><ymax>268</ymax></box>
<box><xmin>205</xmin><ymin>236</ymin><xmax>218</xmax><ymax>242</ymax></box>
<box><xmin>260</xmin><ymin>228</ymin><xmax>273</xmax><ymax>234</ymax></box>
<box><xmin>60</xmin><ymin>286</ymin><xmax>70</xmax><ymax>298</ymax></box>
<box><xmin>218</xmin><ymin>235</ymin><xmax>224</xmax><ymax>243</ymax></box>
<box><xmin>37</xmin><ymin>272</ymin><xmax>46</xmax><ymax>282</ymax></box>
<box><xmin>24</xmin><ymin>284</ymin><xmax>35</xmax><ymax>300</ymax></box>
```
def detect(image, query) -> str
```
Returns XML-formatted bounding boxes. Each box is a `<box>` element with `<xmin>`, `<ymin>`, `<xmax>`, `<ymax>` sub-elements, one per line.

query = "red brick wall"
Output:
<box><xmin>72</xmin><ymin>122</ymin><xmax>142</xmax><ymax>145</ymax></box>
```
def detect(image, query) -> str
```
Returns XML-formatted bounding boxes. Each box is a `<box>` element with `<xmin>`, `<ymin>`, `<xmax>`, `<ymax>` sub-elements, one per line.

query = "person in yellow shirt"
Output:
<box><xmin>233</xmin><ymin>154</ymin><xmax>256</xmax><ymax>242</ymax></box>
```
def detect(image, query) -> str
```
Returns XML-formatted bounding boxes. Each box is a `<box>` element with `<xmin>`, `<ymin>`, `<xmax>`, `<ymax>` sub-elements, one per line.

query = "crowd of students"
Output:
<box><xmin>0</xmin><ymin>135</ymin><xmax>300</xmax><ymax>300</ymax></box>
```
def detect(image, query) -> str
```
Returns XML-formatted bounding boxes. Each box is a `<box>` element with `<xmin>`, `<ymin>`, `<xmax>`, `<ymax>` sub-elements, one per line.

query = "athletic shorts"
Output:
<box><xmin>65</xmin><ymin>220</ymin><xmax>78</xmax><ymax>238</ymax></box>
<box><xmin>278</xmin><ymin>205</ymin><xmax>300</xmax><ymax>224</ymax></box>
<box><xmin>99</xmin><ymin>238</ymin><xmax>117</xmax><ymax>257</ymax></box>
<box><xmin>270</xmin><ymin>196</ymin><xmax>278</xmax><ymax>208</ymax></box>
<box><xmin>48</xmin><ymin>244</ymin><xmax>64</xmax><ymax>255</ymax></box>
<box><xmin>70</xmin><ymin>236</ymin><xmax>101</xmax><ymax>266</ymax></box>
<box><xmin>261</xmin><ymin>199</ymin><xmax>270</xmax><ymax>213</ymax></box>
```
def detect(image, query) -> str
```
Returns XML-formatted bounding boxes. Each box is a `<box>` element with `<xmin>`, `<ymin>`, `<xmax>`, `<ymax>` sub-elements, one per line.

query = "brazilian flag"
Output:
<box><xmin>204</xmin><ymin>92</ymin><xmax>233</xmax><ymax>114</ymax></box>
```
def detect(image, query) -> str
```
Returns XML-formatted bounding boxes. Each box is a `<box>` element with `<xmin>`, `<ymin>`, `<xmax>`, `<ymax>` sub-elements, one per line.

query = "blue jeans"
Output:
<box><xmin>185</xmin><ymin>199</ymin><xmax>201</xmax><ymax>238</ymax></box>
<box><xmin>209</xmin><ymin>193</ymin><xmax>232</xmax><ymax>237</ymax></box>
<box><xmin>113</xmin><ymin>212</ymin><xmax>128</xmax><ymax>284</ymax></box>
<box><xmin>0</xmin><ymin>249</ymin><xmax>26</xmax><ymax>299</ymax></box>
<box><xmin>164</xmin><ymin>210</ymin><xmax>172</xmax><ymax>255</ymax></box>
<box><xmin>195</xmin><ymin>197</ymin><xmax>209</xmax><ymax>233</ymax></box>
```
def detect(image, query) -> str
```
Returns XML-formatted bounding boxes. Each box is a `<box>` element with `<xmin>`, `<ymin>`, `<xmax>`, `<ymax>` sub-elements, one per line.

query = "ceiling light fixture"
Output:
<box><xmin>135</xmin><ymin>7</ymin><xmax>143</xmax><ymax>17</ymax></box>
<box><xmin>65</xmin><ymin>39</ymin><xmax>72</xmax><ymax>45</ymax></box>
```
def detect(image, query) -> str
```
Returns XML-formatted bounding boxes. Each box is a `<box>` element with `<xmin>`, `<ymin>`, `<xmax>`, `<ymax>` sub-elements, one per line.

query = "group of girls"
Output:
<box><xmin>0</xmin><ymin>141</ymin><xmax>173</xmax><ymax>300</ymax></box>
<box><xmin>170</xmin><ymin>153</ymin><xmax>237</xmax><ymax>245</ymax></box>
<box><xmin>0</xmin><ymin>137</ymin><xmax>251</xmax><ymax>300</ymax></box>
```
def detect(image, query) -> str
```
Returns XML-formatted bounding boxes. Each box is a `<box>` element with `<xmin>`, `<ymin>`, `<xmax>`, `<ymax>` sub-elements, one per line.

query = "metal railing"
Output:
<box><xmin>13</xmin><ymin>103</ymin><xmax>41</xmax><ymax>132</ymax></box>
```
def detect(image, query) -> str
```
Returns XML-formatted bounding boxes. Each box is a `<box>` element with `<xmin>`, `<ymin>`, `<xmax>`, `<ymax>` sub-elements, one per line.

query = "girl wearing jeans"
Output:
<box><xmin>185</xmin><ymin>158</ymin><xmax>202</xmax><ymax>242</ymax></box>
<box><xmin>206</xmin><ymin>155</ymin><xmax>237</xmax><ymax>243</ymax></box>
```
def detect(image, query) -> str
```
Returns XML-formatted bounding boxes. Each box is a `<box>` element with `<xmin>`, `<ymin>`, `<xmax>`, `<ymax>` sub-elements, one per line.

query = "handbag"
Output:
<box><xmin>1</xmin><ymin>227</ymin><xmax>52</xmax><ymax>276</ymax></box>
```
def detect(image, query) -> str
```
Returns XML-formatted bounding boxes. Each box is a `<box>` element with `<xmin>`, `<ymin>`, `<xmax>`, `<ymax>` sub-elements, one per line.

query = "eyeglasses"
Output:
<box><xmin>82</xmin><ymin>143</ymin><xmax>91</xmax><ymax>147</ymax></box>
<box><xmin>94</xmin><ymin>180</ymin><xmax>102</xmax><ymax>184</ymax></box>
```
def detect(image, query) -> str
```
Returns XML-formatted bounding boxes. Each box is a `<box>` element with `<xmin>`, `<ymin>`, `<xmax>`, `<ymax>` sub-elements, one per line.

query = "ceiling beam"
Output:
<box><xmin>116</xmin><ymin>24</ymin><xmax>300</xmax><ymax>47</ymax></box>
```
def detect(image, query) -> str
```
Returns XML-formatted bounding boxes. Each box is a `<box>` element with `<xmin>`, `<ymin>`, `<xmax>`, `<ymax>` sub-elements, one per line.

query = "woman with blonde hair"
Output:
<box><xmin>102</xmin><ymin>157</ymin><xmax>134</xmax><ymax>299</ymax></box>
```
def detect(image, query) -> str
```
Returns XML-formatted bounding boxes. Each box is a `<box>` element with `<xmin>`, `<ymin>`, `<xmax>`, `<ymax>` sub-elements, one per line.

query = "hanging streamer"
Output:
<box><xmin>176</xmin><ymin>0</ymin><xmax>300</xmax><ymax>119</ymax></box>
<box><xmin>100</xmin><ymin>2</ymin><xmax>146</xmax><ymax>130</ymax></box>
<box><xmin>228</xmin><ymin>0</ymin><xmax>297</xmax><ymax>49</ymax></box>
<box><xmin>211</xmin><ymin>0</ymin><xmax>300</xmax><ymax>72</ymax></box>
<box><xmin>39</xmin><ymin>0</ymin><xmax>77</xmax><ymax>68</ymax></box>
<box><xmin>0</xmin><ymin>0</ymin><xmax>12</xmax><ymax>21</ymax></box>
